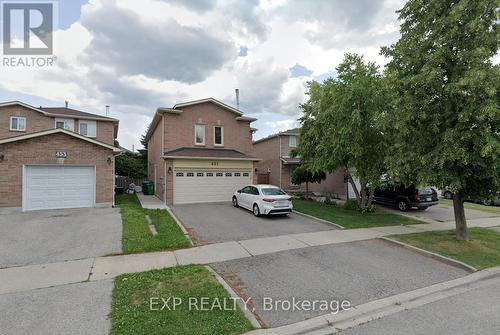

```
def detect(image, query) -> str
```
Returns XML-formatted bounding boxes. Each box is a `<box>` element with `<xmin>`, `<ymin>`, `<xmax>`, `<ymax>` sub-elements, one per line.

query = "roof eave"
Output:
<box><xmin>161</xmin><ymin>155</ymin><xmax>261</xmax><ymax>161</ymax></box>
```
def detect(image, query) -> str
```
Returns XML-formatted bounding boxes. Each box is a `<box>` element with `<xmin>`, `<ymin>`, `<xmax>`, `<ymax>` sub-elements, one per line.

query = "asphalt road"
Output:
<box><xmin>0</xmin><ymin>208</ymin><xmax>122</xmax><ymax>268</ymax></box>
<box><xmin>172</xmin><ymin>202</ymin><xmax>336</xmax><ymax>244</ymax></box>
<box><xmin>342</xmin><ymin>281</ymin><xmax>500</xmax><ymax>335</ymax></box>
<box><xmin>211</xmin><ymin>239</ymin><xmax>467</xmax><ymax>327</ymax></box>
<box><xmin>0</xmin><ymin>280</ymin><xmax>113</xmax><ymax>335</ymax></box>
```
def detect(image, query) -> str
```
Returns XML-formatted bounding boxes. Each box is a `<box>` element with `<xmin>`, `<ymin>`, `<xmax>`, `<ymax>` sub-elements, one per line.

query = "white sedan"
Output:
<box><xmin>232</xmin><ymin>184</ymin><xmax>293</xmax><ymax>216</ymax></box>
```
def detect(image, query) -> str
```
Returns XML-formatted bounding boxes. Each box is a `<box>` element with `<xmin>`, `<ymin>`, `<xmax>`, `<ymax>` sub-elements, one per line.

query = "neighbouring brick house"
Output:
<box><xmin>0</xmin><ymin>101</ymin><xmax>120</xmax><ymax>211</ymax></box>
<box><xmin>145</xmin><ymin>98</ymin><xmax>259</xmax><ymax>205</ymax></box>
<box><xmin>253</xmin><ymin>128</ymin><xmax>347</xmax><ymax>198</ymax></box>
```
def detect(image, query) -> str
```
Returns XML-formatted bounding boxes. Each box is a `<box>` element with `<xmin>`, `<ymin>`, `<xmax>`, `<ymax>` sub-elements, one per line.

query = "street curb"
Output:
<box><xmin>380</xmin><ymin>237</ymin><xmax>478</xmax><ymax>273</ymax></box>
<box><xmin>293</xmin><ymin>210</ymin><xmax>345</xmax><ymax>229</ymax></box>
<box><xmin>205</xmin><ymin>266</ymin><xmax>262</xmax><ymax>329</ymax></box>
<box><xmin>165</xmin><ymin>206</ymin><xmax>194</xmax><ymax>246</ymax></box>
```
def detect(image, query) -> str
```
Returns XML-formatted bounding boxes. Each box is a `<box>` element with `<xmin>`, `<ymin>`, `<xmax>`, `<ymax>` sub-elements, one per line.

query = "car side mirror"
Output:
<box><xmin>237</xmin><ymin>190</ymin><xmax>241</xmax><ymax>193</ymax></box>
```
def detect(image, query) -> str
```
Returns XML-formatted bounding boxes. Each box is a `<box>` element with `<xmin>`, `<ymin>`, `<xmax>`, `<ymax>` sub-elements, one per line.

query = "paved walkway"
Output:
<box><xmin>1</xmin><ymin>216</ymin><xmax>499</xmax><ymax>296</ymax></box>
<box><xmin>136</xmin><ymin>193</ymin><xmax>166</xmax><ymax>209</ymax></box>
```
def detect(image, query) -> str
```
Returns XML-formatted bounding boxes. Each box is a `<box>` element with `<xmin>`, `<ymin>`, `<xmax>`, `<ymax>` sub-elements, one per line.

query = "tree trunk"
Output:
<box><xmin>453</xmin><ymin>190</ymin><xmax>469</xmax><ymax>241</ymax></box>
<box><xmin>366</xmin><ymin>189</ymin><xmax>375</xmax><ymax>208</ymax></box>
<box><xmin>360</xmin><ymin>184</ymin><xmax>367</xmax><ymax>209</ymax></box>
<box><xmin>345</xmin><ymin>168</ymin><xmax>361</xmax><ymax>204</ymax></box>
<box><xmin>306</xmin><ymin>181</ymin><xmax>309</xmax><ymax>193</ymax></box>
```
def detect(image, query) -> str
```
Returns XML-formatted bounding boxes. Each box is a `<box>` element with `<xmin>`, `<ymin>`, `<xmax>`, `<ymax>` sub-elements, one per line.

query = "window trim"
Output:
<box><xmin>289</xmin><ymin>135</ymin><xmax>297</xmax><ymax>148</ymax></box>
<box><xmin>79</xmin><ymin>120</ymin><xmax>97</xmax><ymax>138</ymax></box>
<box><xmin>10</xmin><ymin>116</ymin><xmax>26</xmax><ymax>131</ymax></box>
<box><xmin>213</xmin><ymin>125</ymin><xmax>224</xmax><ymax>146</ymax></box>
<box><xmin>54</xmin><ymin>118</ymin><xmax>75</xmax><ymax>131</ymax></box>
<box><xmin>195</xmin><ymin>124</ymin><xmax>205</xmax><ymax>145</ymax></box>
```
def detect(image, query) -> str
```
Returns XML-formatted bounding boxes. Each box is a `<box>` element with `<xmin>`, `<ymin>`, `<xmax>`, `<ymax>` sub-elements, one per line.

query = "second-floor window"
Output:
<box><xmin>214</xmin><ymin>126</ymin><xmax>223</xmax><ymax>146</ymax></box>
<box><xmin>10</xmin><ymin>116</ymin><xmax>26</xmax><ymax>131</ymax></box>
<box><xmin>289</xmin><ymin>135</ymin><xmax>297</xmax><ymax>148</ymax></box>
<box><xmin>79</xmin><ymin>120</ymin><xmax>96</xmax><ymax>138</ymax></box>
<box><xmin>195</xmin><ymin>124</ymin><xmax>205</xmax><ymax>145</ymax></box>
<box><xmin>55</xmin><ymin>118</ymin><xmax>74</xmax><ymax>131</ymax></box>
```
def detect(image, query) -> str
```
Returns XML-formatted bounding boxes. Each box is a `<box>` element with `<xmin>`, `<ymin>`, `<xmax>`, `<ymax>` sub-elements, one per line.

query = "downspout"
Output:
<box><xmin>279</xmin><ymin>135</ymin><xmax>282</xmax><ymax>188</ymax></box>
<box><xmin>113</xmin><ymin>151</ymin><xmax>124</xmax><ymax>207</ymax></box>
<box><xmin>162</xmin><ymin>115</ymin><xmax>167</xmax><ymax>206</ymax></box>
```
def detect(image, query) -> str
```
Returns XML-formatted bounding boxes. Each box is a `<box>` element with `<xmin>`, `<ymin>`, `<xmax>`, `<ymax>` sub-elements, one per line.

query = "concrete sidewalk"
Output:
<box><xmin>1</xmin><ymin>216</ymin><xmax>499</xmax><ymax>295</ymax></box>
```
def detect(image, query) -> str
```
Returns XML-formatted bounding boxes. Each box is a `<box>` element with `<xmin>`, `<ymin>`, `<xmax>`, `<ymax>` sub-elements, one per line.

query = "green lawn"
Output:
<box><xmin>292</xmin><ymin>199</ymin><xmax>423</xmax><ymax>229</ymax></box>
<box><xmin>116</xmin><ymin>194</ymin><xmax>190</xmax><ymax>254</ymax></box>
<box><xmin>439</xmin><ymin>198</ymin><xmax>500</xmax><ymax>215</ymax></box>
<box><xmin>391</xmin><ymin>228</ymin><xmax>500</xmax><ymax>270</ymax></box>
<box><xmin>110</xmin><ymin>265</ymin><xmax>254</xmax><ymax>335</ymax></box>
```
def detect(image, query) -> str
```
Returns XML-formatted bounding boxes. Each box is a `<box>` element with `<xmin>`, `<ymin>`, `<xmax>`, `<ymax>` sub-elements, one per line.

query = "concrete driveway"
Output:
<box><xmin>382</xmin><ymin>203</ymin><xmax>499</xmax><ymax>222</ymax></box>
<box><xmin>211</xmin><ymin>239</ymin><xmax>468</xmax><ymax>328</ymax></box>
<box><xmin>171</xmin><ymin>202</ymin><xmax>336</xmax><ymax>244</ymax></box>
<box><xmin>0</xmin><ymin>208</ymin><xmax>122</xmax><ymax>268</ymax></box>
<box><xmin>0</xmin><ymin>280</ymin><xmax>113</xmax><ymax>335</ymax></box>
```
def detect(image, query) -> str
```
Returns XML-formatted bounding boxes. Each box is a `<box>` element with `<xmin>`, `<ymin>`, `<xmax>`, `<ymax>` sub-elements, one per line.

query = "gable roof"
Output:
<box><xmin>144</xmin><ymin>97</ymin><xmax>257</xmax><ymax>142</ymax></box>
<box><xmin>0</xmin><ymin>128</ymin><xmax>121</xmax><ymax>152</ymax></box>
<box><xmin>253</xmin><ymin>128</ymin><xmax>300</xmax><ymax>144</ymax></box>
<box><xmin>173</xmin><ymin>98</ymin><xmax>243</xmax><ymax>116</ymax></box>
<box><xmin>0</xmin><ymin>101</ymin><xmax>118</xmax><ymax>122</ymax></box>
<box><xmin>40</xmin><ymin>107</ymin><xmax>118</xmax><ymax>122</ymax></box>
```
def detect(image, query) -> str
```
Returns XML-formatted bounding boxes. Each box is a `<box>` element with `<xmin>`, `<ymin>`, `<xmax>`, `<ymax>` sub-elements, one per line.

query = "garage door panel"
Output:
<box><xmin>24</xmin><ymin>166</ymin><xmax>95</xmax><ymax>211</ymax></box>
<box><xmin>174</xmin><ymin>170</ymin><xmax>251</xmax><ymax>204</ymax></box>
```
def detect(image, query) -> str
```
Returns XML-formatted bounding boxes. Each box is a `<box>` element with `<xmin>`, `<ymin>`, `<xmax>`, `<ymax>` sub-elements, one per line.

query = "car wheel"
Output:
<box><xmin>481</xmin><ymin>199</ymin><xmax>493</xmax><ymax>206</ymax></box>
<box><xmin>443</xmin><ymin>191</ymin><xmax>453</xmax><ymax>199</ymax></box>
<box><xmin>253</xmin><ymin>204</ymin><xmax>261</xmax><ymax>217</ymax></box>
<box><xmin>397</xmin><ymin>199</ymin><xmax>409</xmax><ymax>212</ymax></box>
<box><xmin>232</xmin><ymin>196</ymin><xmax>239</xmax><ymax>207</ymax></box>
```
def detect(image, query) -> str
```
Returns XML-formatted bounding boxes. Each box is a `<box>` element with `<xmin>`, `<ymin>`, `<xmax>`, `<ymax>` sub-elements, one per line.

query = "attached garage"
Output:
<box><xmin>23</xmin><ymin>165</ymin><xmax>95</xmax><ymax>211</ymax></box>
<box><xmin>173</xmin><ymin>169</ymin><xmax>251</xmax><ymax>204</ymax></box>
<box><xmin>162</xmin><ymin>148</ymin><xmax>260</xmax><ymax>205</ymax></box>
<box><xmin>0</xmin><ymin>129</ymin><xmax>120</xmax><ymax>211</ymax></box>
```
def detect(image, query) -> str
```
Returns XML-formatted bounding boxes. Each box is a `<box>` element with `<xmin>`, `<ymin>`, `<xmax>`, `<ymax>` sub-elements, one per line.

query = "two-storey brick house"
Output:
<box><xmin>253</xmin><ymin>128</ymin><xmax>346</xmax><ymax>198</ymax></box>
<box><xmin>0</xmin><ymin>101</ymin><xmax>120</xmax><ymax>211</ymax></box>
<box><xmin>145</xmin><ymin>98</ymin><xmax>259</xmax><ymax>205</ymax></box>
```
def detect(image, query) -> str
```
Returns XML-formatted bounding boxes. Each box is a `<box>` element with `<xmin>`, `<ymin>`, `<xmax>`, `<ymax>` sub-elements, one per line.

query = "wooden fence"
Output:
<box><xmin>115</xmin><ymin>176</ymin><xmax>148</xmax><ymax>189</ymax></box>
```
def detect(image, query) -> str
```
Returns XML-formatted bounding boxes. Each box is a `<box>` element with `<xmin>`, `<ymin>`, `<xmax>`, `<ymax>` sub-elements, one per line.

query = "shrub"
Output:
<box><xmin>343</xmin><ymin>199</ymin><xmax>359</xmax><ymax>211</ymax></box>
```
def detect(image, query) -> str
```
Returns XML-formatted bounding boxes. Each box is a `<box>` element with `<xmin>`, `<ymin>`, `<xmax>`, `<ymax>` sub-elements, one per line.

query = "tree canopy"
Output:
<box><xmin>295</xmin><ymin>53</ymin><xmax>389</xmax><ymax>210</ymax></box>
<box><xmin>382</xmin><ymin>0</ymin><xmax>499</xmax><ymax>240</ymax></box>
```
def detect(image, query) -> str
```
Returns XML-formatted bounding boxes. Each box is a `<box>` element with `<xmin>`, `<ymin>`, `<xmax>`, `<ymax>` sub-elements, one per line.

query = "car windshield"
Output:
<box><xmin>261</xmin><ymin>188</ymin><xmax>286</xmax><ymax>196</ymax></box>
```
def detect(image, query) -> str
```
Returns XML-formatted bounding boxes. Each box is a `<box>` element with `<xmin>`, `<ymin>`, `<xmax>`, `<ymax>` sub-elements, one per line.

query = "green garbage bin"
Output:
<box><xmin>142</xmin><ymin>181</ymin><xmax>155</xmax><ymax>195</ymax></box>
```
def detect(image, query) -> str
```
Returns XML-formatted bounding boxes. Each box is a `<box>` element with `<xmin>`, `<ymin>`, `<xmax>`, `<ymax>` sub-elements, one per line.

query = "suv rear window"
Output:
<box><xmin>262</xmin><ymin>188</ymin><xmax>286</xmax><ymax>196</ymax></box>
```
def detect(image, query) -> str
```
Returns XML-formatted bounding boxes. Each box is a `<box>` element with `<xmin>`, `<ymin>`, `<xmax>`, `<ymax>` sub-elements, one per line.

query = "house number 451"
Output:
<box><xmin>211</xmin><ymin>161</ymin><xmax>218</xmax><ymax>166</ymax></box>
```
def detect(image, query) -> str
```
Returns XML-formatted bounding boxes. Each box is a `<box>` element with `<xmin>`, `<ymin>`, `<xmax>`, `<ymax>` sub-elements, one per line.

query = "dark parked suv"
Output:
<box><xmin>373</xmin><ymin>185</ymin><xmax>438</xmax><ymax>211</ymax></box>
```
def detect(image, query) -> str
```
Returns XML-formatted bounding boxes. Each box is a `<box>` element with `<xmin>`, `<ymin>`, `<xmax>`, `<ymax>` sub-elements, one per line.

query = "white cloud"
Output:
<box><xmin>0</xmin><ymin>0</ymin><xmax>407</xmax><ymax>150</ymax></box>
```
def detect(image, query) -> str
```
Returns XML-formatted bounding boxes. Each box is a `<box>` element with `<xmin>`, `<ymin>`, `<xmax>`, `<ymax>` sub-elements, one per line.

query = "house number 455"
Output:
<box><xmin>56</xmin><ymin>151</ymin><xmax>67</xmax><ymax>158</ymax></box>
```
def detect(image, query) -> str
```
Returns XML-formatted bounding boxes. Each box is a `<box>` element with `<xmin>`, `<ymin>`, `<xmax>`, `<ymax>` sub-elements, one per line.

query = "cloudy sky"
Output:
<box><xmin>0</xmin><ymin>0</ymin><xmax>405</xmax><ymax>150</ymax></box>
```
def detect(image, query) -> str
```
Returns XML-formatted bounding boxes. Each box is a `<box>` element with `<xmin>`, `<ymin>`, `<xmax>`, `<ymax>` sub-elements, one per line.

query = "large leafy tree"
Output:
<box><xmin>382</xmin><ymin>0</ymin><xmax>499</xmax><ymax>240</ymax></box>
<box><xmin>296</xmin><ymin>53</ymin><xmax>389</xmax><ymax>210</ymax></box>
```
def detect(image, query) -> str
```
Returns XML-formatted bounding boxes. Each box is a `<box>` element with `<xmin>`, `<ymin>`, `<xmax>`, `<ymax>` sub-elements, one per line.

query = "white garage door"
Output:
<box><xmin>174</xmin><ymin>170</ymin><xmax>252</xmax><ymax>204</ymax></box>
<box><xmin>24</xmin><ymin>165</ymin><xmax>95</xmax><ymax>211</ymax></box>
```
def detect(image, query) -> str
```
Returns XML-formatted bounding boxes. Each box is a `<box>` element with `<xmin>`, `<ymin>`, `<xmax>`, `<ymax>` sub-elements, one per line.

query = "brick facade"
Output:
<box><xmin>147</xmin><ymin>100</ymin><xmax>256</xmax><ymax>205</ymax></box>
<box><xmin>254</xmin><ymin>132</ymin><xmax>347</xmax><ymax>198</ymax></box>
<box><xmin>0</xmin><ymin>105</ymin><xmax>116</xmax><ymax>145</ymax></box>
<box><xmin>0</xmin><ymin>132</ymin><xmax>115</xmax><ymax>208</ymax></box>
